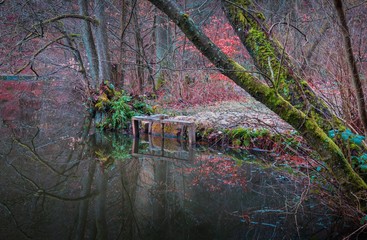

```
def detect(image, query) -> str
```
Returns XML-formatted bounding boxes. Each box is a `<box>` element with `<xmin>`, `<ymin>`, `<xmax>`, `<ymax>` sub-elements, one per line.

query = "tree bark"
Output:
<box><xmin>78</xmin><ymin>0</ymin><xmax>99</xmax><ymax>87</ymax></box>
<box><xmin>118</xmin><ymin>0</ymin><xmax>129</xmax><ymax>89</ymax></box>
<box><xmin>132</xmin><ymin>5</ymin><xmax>144</xmax><ymax>94</ymax></box>
<box><xmin>219</xmin><ymin>0</ymin><xmax>367</xmax><ymax>163</ymax></box>
<box><xmin>302</xmin><ymin>21</ymin><xmax>330</xmax><ymax>69</ymax></box>
<box><xmin>220</xmin><ymin>0</ymin><xmax>341</xmax><ymax>132</ymax></box>
<box><xmin>333</xmin><ymin>0</ymin><xmax>367</xmax><ymax>136</ymax></box>
<box><xmin>94</xmin><ymin>0</ymin><xmax>112</xmax><ymax>84</ymax></box>
<box><xmin>155</xmin><ymin>9</ymin><xmax>173</xmax><ymax>87</ymax></box>
<box><xmin>147</xmin><ymin>0</ymin><xmax>367</xmax><ymax>194</ymax></box>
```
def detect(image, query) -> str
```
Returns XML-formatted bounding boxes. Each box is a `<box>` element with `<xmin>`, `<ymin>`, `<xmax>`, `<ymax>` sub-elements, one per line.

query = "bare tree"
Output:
<box><xmin>333</xmin><ymin>0</ymin><xmax>367</xmax><ymax>136</ymax></box>
<box><xmin>155</xmin><ymin>10</ymin><xmax>173</xmax><ymax>87</ymax></box>
<box><xmin>133</xmin><ymin>3</ymin><xmax>145</xmax><ymax>93</ymax></box>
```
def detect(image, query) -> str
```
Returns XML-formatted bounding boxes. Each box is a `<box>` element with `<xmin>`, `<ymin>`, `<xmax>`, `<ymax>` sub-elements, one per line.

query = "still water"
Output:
<box><xmin>0</xmin><ymin>80</ymin><xmax>356</xmax><ymax>239</ymax></box>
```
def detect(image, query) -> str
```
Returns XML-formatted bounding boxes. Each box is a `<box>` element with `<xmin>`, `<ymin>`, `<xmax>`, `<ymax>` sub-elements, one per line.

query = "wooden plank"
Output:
<box><xmin>150</xmin><ymin>114</ymin><xmax>169</xmax><ymax>119</ymax></box>
<box><xmin>161</xmin><ymin>119</ymin><xmax>194</xmax><ymax>125</ymax></box>
<box><xmin>132</xmin><ymin>116</ymin><xmax>156</xmax><ymax>121</ymax></box>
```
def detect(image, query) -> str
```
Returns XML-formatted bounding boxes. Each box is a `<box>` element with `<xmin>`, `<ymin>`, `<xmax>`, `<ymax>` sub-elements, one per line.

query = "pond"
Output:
<box><xmin>0</xmin><ymin>80</ymin><xmax>359</xmax><ymax>239</ymax></box>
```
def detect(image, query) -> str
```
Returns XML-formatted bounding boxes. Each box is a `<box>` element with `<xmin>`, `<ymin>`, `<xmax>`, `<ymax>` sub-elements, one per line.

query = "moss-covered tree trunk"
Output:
<box><xmin>220</xmin><ymin>0</ymin><xmax>367</xmax><ymax>165</ymax></box>
<box><xmin>147</xmin><ymin>0</ymin><xmax>367</xmax><ymax>196</ymax></box>
<box><xmin>220</xmin><ymin>0</ymin><xmax>342</xmax><ymax>132</ymax></box>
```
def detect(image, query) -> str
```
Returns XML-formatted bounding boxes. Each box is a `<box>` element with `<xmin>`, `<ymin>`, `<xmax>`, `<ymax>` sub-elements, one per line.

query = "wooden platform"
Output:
<box><xmin>132</xmin><ymin>114</ymin><xmax>196</xmax><ymax>145</ymax></box>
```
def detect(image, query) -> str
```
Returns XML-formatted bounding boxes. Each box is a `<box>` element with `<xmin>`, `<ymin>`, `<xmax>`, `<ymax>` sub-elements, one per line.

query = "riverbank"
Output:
<box><xmin>150</xmin><ymin>97</ymin><xmax>319</xmax><ymax>172</ymax></box>
<box><xmin>165</xmin><ymin>98</ymin><xmax>293</xmax><ymax>133</ymax></box>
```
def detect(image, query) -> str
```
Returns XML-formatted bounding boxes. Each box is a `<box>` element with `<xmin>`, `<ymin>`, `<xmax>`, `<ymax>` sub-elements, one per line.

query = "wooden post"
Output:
<box><xmin>188</xmin><ymin>124</ymin><xmax>196</xmax><ymax>145</ymax></box>
<box><xmin>132</xmin><ymin>118</ymin><xmax>139</xmax><ymax>137</ymax></box>
<box><xmin>132</xmin><ymin>136</ymin><xmax>139</xmax><ymax>154</ymax></box>
<box><xmin>188</xmin><ymin>146</ymin><xmax>194</xmax><ymax>160</ymax></box>
<box><xmin>161</xmin><ymin>123</ymin><xmax>165</xmax><ymax>138</ymax></box>
<box><xmin>148</xmin><ymin>121</ymin><xmax>153</xmax><ymax>134</ymax></box>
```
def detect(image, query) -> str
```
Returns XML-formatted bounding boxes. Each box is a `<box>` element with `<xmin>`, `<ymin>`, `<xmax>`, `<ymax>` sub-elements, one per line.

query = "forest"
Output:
<box><xmin>1</xmin><ymin>0</ymin><xmax>367</xmax><ymax>239</ymax></box>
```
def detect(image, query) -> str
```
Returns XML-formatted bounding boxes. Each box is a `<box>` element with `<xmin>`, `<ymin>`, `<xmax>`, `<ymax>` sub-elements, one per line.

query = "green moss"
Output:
<box><xmin>182</xmin><ymin>13</ymin><xmax>189</xmax><ymax>19</ymax></box>
<box><xmin>156</xmin><ymin>73</ymin><xmax>165</xmax><ymax>90</ymax></box>
<box><xmin>228</xmin><ymin>59</ymin><xmax>367</xmax><ymax>192</ymax></box>
<box><xmin>196</xmin><ymin>127</ymin><xmax>215</xmax><ymax>140</ymax></box>
<box><xmin>92</xmin><ymin>84</ymin><xmax>152</xmax><ymax>130</ymax></box>
<box><xmin>227</xmin><ymin>0</ymin><xmax>252</xmax><ymax>26</ymax></box>
<box><xmin>226</xmin><ymin>127</ymin><xmax>273</xmax><ymax>148</ymax></box>
<box><xmin>300</xmin><ymin>80</ymin><xmax>308</xmax><ymax>87</ymax></box>
<box><xmin>224</xmin><ymin>1</ymin><xmax>359</xmax><ymax>165</ymax></box>
<box><xmin>232</xmin><ymin>139</ymin><xmax>242</xmax><ymax>147</ymax></box>
<box><xmin>245</xmin><ymin>28</ymin><xmax>289</xmax><ymax>96</ymax></box>
<box><xmin>69</xmin><ymin>33</ymin><xmax>81</xmax><ymax>38</ymax></box>
<box><xmin>256</xmin><ymin>12</ymin><xmax>266</xmax><ymax>21</ymax></box>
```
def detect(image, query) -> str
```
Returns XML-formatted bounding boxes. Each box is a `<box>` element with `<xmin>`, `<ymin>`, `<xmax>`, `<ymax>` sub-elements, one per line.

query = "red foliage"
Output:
<box><xmin>155</xmin><ymin>77</ymin><xmax>246</xmax><ymax>109</ymax></box>
<box><xmin>203</xmin><ymin>16</ymin><xmax>244</xmax><ymax>58</ymax></box>
<box><xmin>184</xmin><ymin>155</ymin><xmax>247</xmax><ymax>192</ymax></box>
<box><xmin>151</xmin><ymin>15</ymin><xmax>249</xmax><ymax>108</ymax></box>
<box><xmin>0</xmin><ymin>81</ymin><xmax>44</xmax><ymax>122</ymax></box>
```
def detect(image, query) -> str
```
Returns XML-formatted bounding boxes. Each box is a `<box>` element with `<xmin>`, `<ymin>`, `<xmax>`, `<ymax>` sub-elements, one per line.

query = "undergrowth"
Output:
<box><xmin>153</xmin><ymin>75</ymin><xmax>246</xmax><ymax>109</ymax></box>
<box><xmin>90</xmin><ymin>81</ymin><xmax>152</xmax><ymax>130</ymax></box>
<box><xmin>196</xmin><ymin>126</ymin><xmax>316</xmax><ymax>169</ymax></box>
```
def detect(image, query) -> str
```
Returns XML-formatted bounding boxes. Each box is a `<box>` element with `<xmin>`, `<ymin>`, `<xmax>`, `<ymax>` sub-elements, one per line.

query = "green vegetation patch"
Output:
<box><xmin>91</xmin><ymin>81</ymin><xmax>152</xmax><ymax>130</ymax></box>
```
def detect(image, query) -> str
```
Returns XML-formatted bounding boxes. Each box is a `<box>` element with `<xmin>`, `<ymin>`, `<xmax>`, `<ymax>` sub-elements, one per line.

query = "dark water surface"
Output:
<box><xmin>0</xmin><ymin>81</ymin><xmax>357</xmax><ymax>239</ymax></box>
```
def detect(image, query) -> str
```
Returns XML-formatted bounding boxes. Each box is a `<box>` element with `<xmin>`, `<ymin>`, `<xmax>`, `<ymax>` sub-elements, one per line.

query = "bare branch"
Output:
<box><xmin>39</xmin><ymin>14</ymin><xmax>99</xmax><ymax>26</ymax></box>
<box><xmin>18</xmin><ymin>14</ymin><xmax>98</xmax><ymax>46</ymax></box>
<box><xmin>15</xmin><ymin>35</ymin><xmax>75</xmax><ymax>74</ymax></box>
<box><xmin>268</xmin><ymin>22</ymin><xmax>308</xmax><ymax>42</ymax></box>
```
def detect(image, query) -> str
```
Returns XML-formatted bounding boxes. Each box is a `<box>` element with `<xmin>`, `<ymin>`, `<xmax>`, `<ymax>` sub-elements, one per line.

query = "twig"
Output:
<box><xmin>15</xmin><ymin>35</ymin><xmax>72</xmax><ymax>74</ymax></box>
<box><xmin>269</xmin><ymin>22</ymin><xmax>308</xmax><ymax>42</ymax></box>
<box><xmin>342</xmin><ymin>223</ymin><xmax>367</xmax><ymax>240</ymax></box>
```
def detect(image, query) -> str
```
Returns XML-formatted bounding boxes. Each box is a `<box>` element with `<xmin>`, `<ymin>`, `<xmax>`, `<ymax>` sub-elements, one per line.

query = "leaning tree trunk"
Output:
<box><xmin>147</xmin><ymin>0</ymin><xmax>367</xmax><ymax>195</ymax></box>
<box><xmin>219</xmin><ymin>0</ymin><xmax>367</xmax><ymax>161</ymax></box>
<box><xmin>333</xmin><ymin>0</ymin><xmax>367</xmax><ymax>136</ymax></box>
<box><xmin>220</xmin><ymin>0</ymin><xmax>341</xmax><ymax>132</ymax></box>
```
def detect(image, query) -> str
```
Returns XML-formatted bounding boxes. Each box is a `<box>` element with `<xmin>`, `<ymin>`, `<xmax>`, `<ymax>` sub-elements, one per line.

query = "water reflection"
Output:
<box><xmin>132</xmin><ymin>134</ymin><xmax>194</xmax><ymax>161</ymax></box>
<box><xmin>0</xmin><ymin>127</ymin><xmax>353</xmax><ymax>239</ymax></box>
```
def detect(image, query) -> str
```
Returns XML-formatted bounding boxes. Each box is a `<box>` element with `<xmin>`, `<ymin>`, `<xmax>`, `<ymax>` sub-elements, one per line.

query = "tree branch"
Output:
<box><xmin>15</xmin><ymin>34</ymin><xmax>78</xmax><ymax>74</ymax></box>
<box><xmin>19</xmin><ymin>14</ymin><xmax>98</xmax><ymax>45</ymax></box>
<box><xmin>38</xmin><ymin>14</ymin><xmax>99</xmax><ymax>26</ymax></box>
<box><xmin>147</xmin><ymin>0</ymin><xmax>367</xmax><ymax>194</ymax></box>
<box><xmin>268</xmin><ymin>22</ymin><xmax>308</xmax><ymax>42</ymax></box>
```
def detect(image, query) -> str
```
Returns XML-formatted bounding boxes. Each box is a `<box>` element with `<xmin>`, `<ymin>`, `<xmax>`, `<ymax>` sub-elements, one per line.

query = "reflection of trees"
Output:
<box><xmin>72</xmin><ymin>131</ymin><xmax>132</xmax><ymax>239</ymax></box>
<box><xmin>1</xmin><ymin>124</ymin><xmax>101</xmax><ymax>239</ymax></box>
<box><xmin>73</xmin><ymin>155</ymin><xmax>96</xmax><ymax>240</ymax></box>
<box><xmin>95</xmin><ymin>165</ymin><xmax>108</xmax><ymax>240</ymax></box>
<box><xmin>0</xmin><ymin>125</ymin><xmax>354</xmax><ymax>239</ymax></box>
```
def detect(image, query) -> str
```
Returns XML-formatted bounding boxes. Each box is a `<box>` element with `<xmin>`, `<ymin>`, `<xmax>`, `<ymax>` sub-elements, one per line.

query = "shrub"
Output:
<box><xmin>92</xmin><ymin>81</ymin><xmax>152</xmax><ymax>130</ymax></box>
